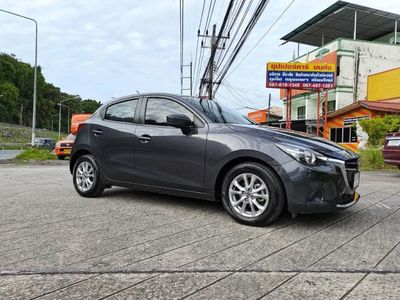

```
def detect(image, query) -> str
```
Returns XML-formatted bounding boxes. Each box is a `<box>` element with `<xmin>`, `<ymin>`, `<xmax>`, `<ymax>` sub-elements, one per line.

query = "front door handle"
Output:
<box><xmin>92</xmin><ymin>129</ymin><xmax>103</xmax><ymax>136</ymax></box>
<box><xmin>139</xmin><ymin>134</ymin><xmax>152</xmax><ymax>143</ymax></box>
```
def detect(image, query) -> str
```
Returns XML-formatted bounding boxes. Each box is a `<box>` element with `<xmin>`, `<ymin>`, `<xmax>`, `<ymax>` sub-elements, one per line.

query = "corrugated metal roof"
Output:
<box><xmin>282</xmin><ymin>1</ymin><xmax>400</xmax><ymax>46</ymax></box>
<box><xmin>328</xmin><ymin>100</ymin><xmax>400</xmax><ymax>118</ymax></box>
<box><xmin>361</xmin><ymin>100</ymin><xmax>400</xmax><ymax>112</ymax></box>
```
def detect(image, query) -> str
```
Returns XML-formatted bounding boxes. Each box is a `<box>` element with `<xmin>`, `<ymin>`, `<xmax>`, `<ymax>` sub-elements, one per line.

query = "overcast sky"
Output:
<box><xmin>0</xmin><ymin>0</ymin><xmax>399</xmax><ymax>112</ymax></box>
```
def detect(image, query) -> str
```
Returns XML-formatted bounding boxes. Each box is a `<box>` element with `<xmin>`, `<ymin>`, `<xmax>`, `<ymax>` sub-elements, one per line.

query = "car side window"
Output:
<box><xmin>104</xmin><ymin>99</ymin><xmax>138</xmax><ymax>123</ymax></box>
<box><xmin>145</xmin><ymin>98</ymin><xmax>194</xmax><ymax>126</ymax></box>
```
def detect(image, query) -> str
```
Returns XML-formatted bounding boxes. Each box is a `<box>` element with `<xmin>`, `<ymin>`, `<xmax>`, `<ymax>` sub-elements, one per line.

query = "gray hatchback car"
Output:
<box><xmin>70</xmin><ymin>93</ymin><xmax>360</xmax><ymax>226</ymax></box>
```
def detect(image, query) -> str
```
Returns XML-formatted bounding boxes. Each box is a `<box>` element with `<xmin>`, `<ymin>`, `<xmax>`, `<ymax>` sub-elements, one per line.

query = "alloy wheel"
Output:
<box><xmin>75</xmin><ymin>161</ymin><xmax>95</xmax><ymax>192</ymax></box>
<box><xmin>228</xmin><ymin>173</ymin><xmax>269</xmax><ymax>218</ymax></box>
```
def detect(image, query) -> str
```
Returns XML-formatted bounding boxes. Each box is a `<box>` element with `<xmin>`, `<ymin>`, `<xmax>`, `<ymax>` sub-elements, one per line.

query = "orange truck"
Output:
<box><xmin>55</xmin><ymin>114</ymin><xmax>91</xmax><ymax>160</ymax></box>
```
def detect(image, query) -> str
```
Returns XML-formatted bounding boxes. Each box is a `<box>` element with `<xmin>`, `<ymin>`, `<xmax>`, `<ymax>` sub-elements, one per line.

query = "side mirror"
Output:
<box><xmin>167</xmin><ymin>114</ymin><xmax>192</xmax><ymax>132</ymax></box>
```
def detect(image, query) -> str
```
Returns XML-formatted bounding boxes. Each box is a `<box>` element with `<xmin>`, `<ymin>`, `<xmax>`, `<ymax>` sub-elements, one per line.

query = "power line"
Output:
<box><xmin>216</xmin><ymin>0</ymin><xmax>228</xmax><ymax>23</ymax></box>
<box><xmin>193</xmin><ymin>0</ymin><xmax>207</xmax><ymax>94</ymax></box>
<box><xmin>198</xmin><ymin>0</ymin><xmax>207</xmax><ymax>29</ymax></box>
<box><xmin>230</xmin><ymin>86</ymin><xmax>270</xmax><ymax>98</ymax></box>
<box><xmin>179</xmin><ymin>0</ymin><xmax>184</xmax><ymax>93</ymax></box>
<box><xmin>204</xmin><ymin>0</ymin><xmax>216</xmax><ymax>33</ymax></box>
<box><xmin>215</xmin><ymin>88</ymin><xmax>263</xmax><ymax>112</ymax></box>
<box><xmin>213</xmin><ymin>0</ymin><xmax>271</xmax><ymax>96</ymax></box>
<box><xmin>198</xmin><ymin>0</ymin><xmax>235</xmax><ymax>98</ymax></box>
<box><xmin>215</xmin><ymin>0</ymin><xmax>247</xmax><ymax>66</ymax></box>
<box><xmin>226</xmin><ymin>0</ymin><xmax>296</xmax><ymax>78</ymax></box>
<box><xmin>217</xmin><ymin>88</ymin><xmax>249</xmax><ymax>108</ymax></box>
<box><xmin>222</xmin><ymin>79</ymin><xmax>254</xmax><ymax>105</ymax></box>
<box><xmin>216</xmin><ymin>0</ymin><xmax>253</xmax><ymax>68</ymax></box>
<box><xmin>221</xmin><ymin>79</ymin><xmax>271</xmax><ymax>112</ymax></box>
<box><xmin>194</xmin><ymin>0</ymin><xmax>217</xmax><ymax>94</ymax></box>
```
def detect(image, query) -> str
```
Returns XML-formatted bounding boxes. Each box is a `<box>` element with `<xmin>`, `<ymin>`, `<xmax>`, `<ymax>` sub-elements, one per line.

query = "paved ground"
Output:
<box><xmin>0</xmin><ymin>150</ymin><xmax>22</xmax><ymax>160</ymax></box>
<box><xmin>0</xmin><ymin>165</ymin><xmax>399</xmax><ymax>299</ymax></box>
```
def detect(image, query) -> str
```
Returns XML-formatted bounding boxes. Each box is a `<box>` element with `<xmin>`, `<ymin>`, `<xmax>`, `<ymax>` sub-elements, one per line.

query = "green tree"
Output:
<box><xmin>0</xmin><ymin>82</ymin><xmax>19</xmax><ymax>123</ymax></box>
<box><xmin>0</xmin><ymin>56</ymin><xmax>17</xmax><ymax>83</ymax></box>
<box><xmin>0</xmin><ymin>53</ymin><xmax>101</xmax><ymax>130</ymax></box>
<box><xmin>359</xmin><ymin>115</ymin><xmax>400</xmax><ymax>146</ymax></box>
<box><xmin>79</xmin><ymin>99</ymin><xmax>102</xmax><ymax>113</ymax></box>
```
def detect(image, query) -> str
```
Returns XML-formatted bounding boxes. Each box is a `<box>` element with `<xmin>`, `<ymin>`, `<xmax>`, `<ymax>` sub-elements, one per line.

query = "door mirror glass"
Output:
<box><xmin>167</xmin><ymin>114</ymin><xmax>191</xmax><ymax>129</ymax></box>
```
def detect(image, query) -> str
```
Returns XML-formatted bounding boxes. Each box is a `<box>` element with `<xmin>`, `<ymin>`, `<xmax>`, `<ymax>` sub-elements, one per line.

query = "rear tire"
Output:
<box><xmin>221</xmin><ymin>162</ymin><xmax>285</xmax><ymax>226</ymax></box>
<box><xmin>73</xmin><ymin>154</ymin><xmax>104</xmax><ymax>197</ymax></box>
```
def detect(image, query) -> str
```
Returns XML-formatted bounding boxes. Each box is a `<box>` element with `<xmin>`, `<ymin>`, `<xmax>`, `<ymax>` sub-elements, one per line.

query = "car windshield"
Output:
<box><xmin>65</xmin><ymin>134</ymin><xmax>76</xmax><ymax>140</ymax></box>
<box><xmin>183</xmin><ymin>97</ymin><xmax>256</xmax><ymax>125</ymax></box>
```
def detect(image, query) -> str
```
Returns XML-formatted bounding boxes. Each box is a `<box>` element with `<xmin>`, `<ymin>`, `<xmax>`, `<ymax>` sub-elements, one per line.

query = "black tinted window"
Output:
<box><xmin>145</xmin><ymin>98</ymin><xmax>194</xmax><ymax>126</ymax></box>
<box><xmin>330</xmin><ymin>127</ymin><xmax>357</xmax><ymax>144</ymax></box>
<box><xmin>105</xmin><ymin>100</ymin><xmax>138</xmax><ymax>123</ymax></box>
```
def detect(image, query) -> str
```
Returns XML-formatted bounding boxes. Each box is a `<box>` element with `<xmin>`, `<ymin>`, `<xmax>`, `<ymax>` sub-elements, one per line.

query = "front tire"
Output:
<box><xmin>221</xmin><ymin>162</ymin><xmax>285</xmax><ymax>226</ymax></box>
<box><xmin>73</xmin><ymin>154</ymin><xmax>104</xmax><ymax>197</ymax></box>
<box><xmin>57</xmin><ymin>155</ymin><xmax>65</xmax><ymax>160</ymax></box>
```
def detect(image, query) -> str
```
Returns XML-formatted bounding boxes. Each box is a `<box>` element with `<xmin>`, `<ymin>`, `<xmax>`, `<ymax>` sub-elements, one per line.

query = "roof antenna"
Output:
<box><xmin>136</xmin><ymin>90</ymin><xmax>140</xmax><ymax>94</ymax></box>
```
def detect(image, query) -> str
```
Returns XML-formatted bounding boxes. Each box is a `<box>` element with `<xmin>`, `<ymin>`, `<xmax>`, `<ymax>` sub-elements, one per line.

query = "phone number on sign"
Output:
<box><xmin>266</xmin><ymin>82</ymin><xmax>335</xmax><ymax>89</ymax></box>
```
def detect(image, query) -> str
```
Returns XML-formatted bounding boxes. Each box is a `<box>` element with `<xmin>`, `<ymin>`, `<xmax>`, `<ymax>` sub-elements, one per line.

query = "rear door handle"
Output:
<box><xmin>92</xmin><ymin>129</ymin><xmax>103</xmax><ymax>136</ymax></box>
<box><xmin>139</xmin><ymin>134</ymin><xmax>152</xmax><ymax>143</ymax></box>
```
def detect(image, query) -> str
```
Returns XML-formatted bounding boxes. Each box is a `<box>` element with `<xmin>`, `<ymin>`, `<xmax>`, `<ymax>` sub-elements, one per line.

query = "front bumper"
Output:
<box><xmin>55</xmin><ymin>146</ymin><xmax>72</xmax><ymax>156</ymax></box>
<box><xmin>383</xmin><ymin>158</ymin><xmax>400</xmax><ymax>166</ymax></box>
<box><xmin>282</xmin><ymin>158</ymin><xmax>360</xmax><ymax>214</ymax></box>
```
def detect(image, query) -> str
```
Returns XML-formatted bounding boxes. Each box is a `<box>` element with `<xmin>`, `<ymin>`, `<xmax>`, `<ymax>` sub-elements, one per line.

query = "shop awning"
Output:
<box><xmin>281</xmin><ymin>1</ymin><xmax>400</xmax><ymax>46</ymax></box>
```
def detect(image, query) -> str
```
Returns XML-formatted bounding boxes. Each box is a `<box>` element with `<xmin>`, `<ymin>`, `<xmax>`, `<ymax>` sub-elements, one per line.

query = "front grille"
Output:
<box><xmin>345</xmin><ymin>158</ymin><xmax>360</xmax><ymax>188</ymax></box>
<box><xmin>345</xmin><ymin>158</ymin><xmax>359</xmax><ymax>171</ymax></box>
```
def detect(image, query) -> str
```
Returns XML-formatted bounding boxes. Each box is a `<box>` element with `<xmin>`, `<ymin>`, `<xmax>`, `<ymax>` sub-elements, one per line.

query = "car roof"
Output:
<box><xmin>101</xmin><ymin>93</ymin><xmax>223</xmax><ymax>124</ymax></box>
<box><xmin>106</xmin><ymin>93</ymin><xmax>198</xmax><ymax>105</ymax></box>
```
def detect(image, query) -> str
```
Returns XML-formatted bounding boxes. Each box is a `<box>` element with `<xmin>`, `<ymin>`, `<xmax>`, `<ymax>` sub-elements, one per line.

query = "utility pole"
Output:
<box><xmin>58</xmin><ymin>102</ymin><xmax>62</xmax><ymax>140</ymax></box>
<box><xmin>267</xmin><ymin>93</ymin><xmax>271</xmax><ymax>123</ymax></box>
<box><xmin>208</xmin><ymin>25</ymin><xmax>217</xmax><ymax>100</ymax></box>
<box><xmin>67</xmin><ymin>106</ymin><xmax>70</xmax><ymax>133</ymax></box>
<box><xmin>20</xmin><ymin>104</ymin><xmax>23</xmax><ymax>126</ymax></box>
<box><xmin>58</xmin><ymin>96</ymin><xmax>79</xmax><ymax>140</ymax></box>
<box><xmin>189</xmin><ymin>61</ymin><xmax>193</xmax><ymax>96</ymax></box>
<box><xmin>0</xmin><ymin>9</ymin><xmax>38</xmax><ymax>146</ymax></box>
<box><xmin>198</xmin><ymin>24</ymin><xmax>229</xmax><ymax>99</ymax></box>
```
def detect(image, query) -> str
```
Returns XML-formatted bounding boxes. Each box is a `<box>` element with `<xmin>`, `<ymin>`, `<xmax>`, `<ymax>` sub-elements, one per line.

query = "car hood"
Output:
<box><xmin>230</xmin><ymin>124</ymin><xmax>359</xmax><ymax>161</ymax></box>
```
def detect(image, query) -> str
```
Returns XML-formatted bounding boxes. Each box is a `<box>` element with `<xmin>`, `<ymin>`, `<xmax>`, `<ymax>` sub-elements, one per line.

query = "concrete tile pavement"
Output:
<box><xmin>0</xmin><ymin>165</ymin><xmax>399</xmax><ymax>299</ymax></box>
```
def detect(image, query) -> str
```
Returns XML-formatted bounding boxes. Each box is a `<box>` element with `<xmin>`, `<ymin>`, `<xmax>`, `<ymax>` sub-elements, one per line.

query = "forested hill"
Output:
<box><xmin>0</xmin><ymin>53</ymin><xmax>101</xmax><ymax>131</ymax></box>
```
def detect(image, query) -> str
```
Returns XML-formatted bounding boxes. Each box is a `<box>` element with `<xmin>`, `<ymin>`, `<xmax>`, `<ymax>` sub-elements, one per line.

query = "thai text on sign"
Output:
<box><xmin>266</xmin><ymin>62</ymin><xmax>336</xmax><ymax>89</ymax></box>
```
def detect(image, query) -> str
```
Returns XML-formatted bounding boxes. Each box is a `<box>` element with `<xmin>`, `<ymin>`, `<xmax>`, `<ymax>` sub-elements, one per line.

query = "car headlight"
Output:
<box><xmin>275</xmin><ymin>143</ymin><xmax>328</xmax><ymax>166</ymax></box>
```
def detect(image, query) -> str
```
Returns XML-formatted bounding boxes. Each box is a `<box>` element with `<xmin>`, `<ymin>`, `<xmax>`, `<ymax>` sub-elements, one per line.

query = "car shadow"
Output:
<box><xmin>101</xmin><ymin>187</ymin><xmax>224</xmax><ymax>213</ymax></box>
<box><xmin>98</xmin><ymin>187</ymin><xmax>352</xmax><ymax>228</ymax></box>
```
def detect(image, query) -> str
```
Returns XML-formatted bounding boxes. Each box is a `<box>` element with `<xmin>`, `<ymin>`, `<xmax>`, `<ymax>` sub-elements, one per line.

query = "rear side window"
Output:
<box><xmin>145</xmin><ymin>98</ymin><xmax>194</xmax><ymax>126</ymax></box>
<box><xmin>104</xmin><ymin>99</ymin><xmax>138</xmax><ymax>123</ymax></box>
<box><xmin>387</xmin><ymin>138</ymin><xmax>400</xmax><ymax>147</ymax></box>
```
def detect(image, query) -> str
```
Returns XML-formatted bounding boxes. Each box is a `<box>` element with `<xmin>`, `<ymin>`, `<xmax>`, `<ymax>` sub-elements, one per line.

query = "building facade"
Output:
<box><xmin>281</xmin><ymin>39</ymin><xmax>400</xmax><ymax>133</ymax></box>
<box><xmin>279</xmin><ymin>1</ymin><xmax>400</xmax><ymax>135</ymax></box>
<box><xmin>324</xmin><ymin>68</ymin><xmax>400</xmax><ymax>151</ymax></box>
